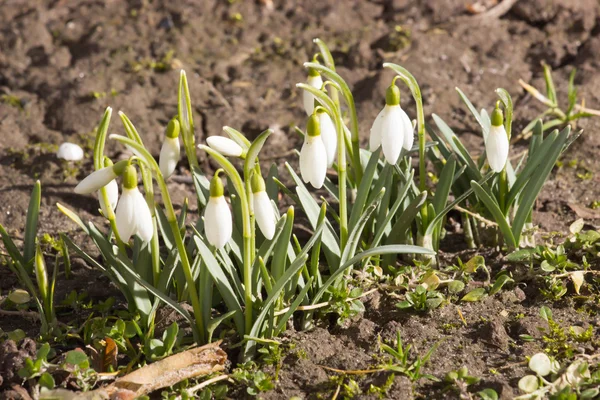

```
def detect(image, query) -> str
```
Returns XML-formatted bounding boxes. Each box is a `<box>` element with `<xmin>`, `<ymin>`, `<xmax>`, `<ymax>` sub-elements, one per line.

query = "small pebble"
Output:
<box><xmin>56</xmin><ymin>142</ymin><xmax>84</xmax><ymax>161</ymax></box>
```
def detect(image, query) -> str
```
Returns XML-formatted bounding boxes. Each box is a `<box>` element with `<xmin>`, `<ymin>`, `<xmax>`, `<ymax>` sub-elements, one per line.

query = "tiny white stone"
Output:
<box><xmin>57</xmin><ymin>142</ymin><xmax>84</xmax><ymax>161</ymax></box>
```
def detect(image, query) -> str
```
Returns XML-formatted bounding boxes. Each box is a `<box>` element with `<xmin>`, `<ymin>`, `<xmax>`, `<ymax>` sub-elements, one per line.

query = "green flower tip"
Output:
<box><xmin>251</xmin><ymin>173</ymin><xmax>266</xmax><ymax>193</ymax></box>
<box><xmin>103</xmin><ymin>156</ymin><xmax>114</xmax><ymax>168</ymax></box>
<box><xmin>123</xmin><ymin>165</ymin><xmax>138</xmax><ymax>190</ymax></box>
<box><xmin>166</xmin><ymin>117</ymin><xmax>180</xmax><ymax>139</ymax></box>
<box><xmin>491</xmin><ymin>103</ymin><xmax>504</xmax><ymax>127</ymax></box>
<box><xmin>307</xmin><ymin>113</ymin><xmax>321</xmax><ymax>137</ymax></box>
<box><xmin>112</xmin><ymin>159</ymin><xmax>129</xmax><ymax>176</ymax></box>
<box><xmin>385</xmin><ymin>84</ymin><xmax>400</xmax><ymax>106</ymax></box>
<box><xmin>210</xmin><ymin>169</ymin><xmax>225</xmax><ymax>197</ymax></box>
<box><xmin>308</xmin><ymin>66</ymin><xmax>320</xmax><ymax>77</ymax></box>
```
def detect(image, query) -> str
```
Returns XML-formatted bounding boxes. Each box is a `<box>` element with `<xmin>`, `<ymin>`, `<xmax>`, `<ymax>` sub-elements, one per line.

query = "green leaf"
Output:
<box><xmin>23</xmin><ymin>180</ymin><xmax>41</xmax><ymax>266</ymax></box>
<box><xmin>162</xmin><ymin>322</ymin><xmax>179</xmax><ymax>356</ymax></box>
<box><xmin>0</xmin><ymin>224</ymin><xmax>25</xmax><ymax>266</ymax></box>
<box><xmin>65</xmin><ymin>350</ymin><xmax>88</xmax><ymax>367</ymax></box>
<box><xmin>511</xmin><ymin>127</ymin><xmax>569</xmax><ymax>243</ymax></box>
<box><xmin>313</xmin><ymin>245</ymin><xmax>434</xmax><ymax>305</ymax></box>
<box><xmin>489</xmin><ymin>274</ymin><xmax>513</xmax><ymax>295</ymax></box>
<box><xmin>447</xmin><ymin>280</ymin><xmax>465</xmax><ymax>294</ymax></box>
<box><xmin>39</xmin><ymin>372</ymin><xmax>55</xmax><ymax>390</ymax></box>
<box><xmin>461</xmin><ymin>288</ymin><xmax>486</xmax><ymax>302</ymax></box>
<box><xmin>372</xmin><ymin>172</ymin><xmax>414</xmax><ymax>247</ymax></box>
<box><xmin>193</xmin><ymin>235</ymin><xmax>244</xmax><ymax>334</ymax></box>
<box><xmin>223</xmin><ymin>126</ymin><xmax>251</xmax><ymax>150</ymax></box>
<box><xmin>244</xmin><ymin>129</ymin><xmax>272</xmax><ymax>179</ymax></box>
<box><xmin>542</xmin><ymin>62</ymin><xmax>557</xmax><ymax>105</ymax></box>
<box><xmin>495</xmin><ymin>88</ymin><xmax>513</xmax><ymax>139</ymax></box>
<box><xmin>539</xmin><ymin>306</ymin><xmax>553</xmax><ymax>322</ymax></box>
<box><xmin>341</xmin><ymin>189</ymin><xmax>385</xmax><ymax>265</ymax></box>
<box><xmin>506</xmin><ymin>248</ymin><xmax>537</xmax><ymax>262</ymax></box>
<box><xmin>285</xmin><ymin>162</ymin><xmax>340</xmax><ymax>268</ymax></box>
<box><xmin>93</xmin><ymin>107</ymin><xmax>112</xmax><ymax>170</ymax></box>
<box><xmin>456</xmin><ymin>88</ymin><xmax>486</xmax><ymax>134</ymax></box>
<box><xmin>313</xmin><ymin>38</ymin><xmax>336</xmax><ymax>70</ymax></box>
<box><xmin>274</xmin><ymin>277</ymin><xmax>313</xmax><ymax>336</ymax></box>
<box><xmin>271</xmin><ymin>207</ymin><xmax>294</xmax><ymax>282</ymax></box>
<box><xmin>470</xmin><ymin>181</ymin><xmax>517</xmax><ymax>248</ymax></box>
<box><xmin>348</xmin><ymin>149</ymin><xmax>380</xmax><ymax>231</ymax></box>
<box><xmin>207</xmin><ymin>310</ymin><xmax>237</xmax><ymax>343</ymax></box>
<box><xmin>432</xmin><ymin>156</ymin><xmax>457</xmax><ymax>214</ymax></box>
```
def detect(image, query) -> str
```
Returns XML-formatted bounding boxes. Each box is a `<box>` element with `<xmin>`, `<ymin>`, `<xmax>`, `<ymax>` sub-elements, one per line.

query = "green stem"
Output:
<box><xmin>499</xmin><ymin>168</ymin><xmax>508</xmax><ymax>215</ymax></box>
<box><xmin>383</xmin><ymin>63</ymin><xmax>428</xmax><ymax>228</ymax></box>
<box><xmin>296</xmin><ymin>83</ymin><xmax>349</xmax><ymax>251</ymax></box>
<box><xmin>304</xmin><ymin>62</ymin><xmax>363</xmax><ymax>185</ymax></box>
<box><xmin>200</xmin><ymin>145</ymin><xmax>253</xmax><ymax>335</ymax></box>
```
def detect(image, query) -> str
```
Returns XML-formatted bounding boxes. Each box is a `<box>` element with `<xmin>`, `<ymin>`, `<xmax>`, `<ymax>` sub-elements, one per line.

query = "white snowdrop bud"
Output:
<box><xmin>303</xmin><ymin>68</ymin><xmax>323</xmax><ymax>116</ymax></box>
<box><xmin>485</xmin><ymin>104</ymin><xmax>509</xmax><ymax>173</ymax></box>
<box><xmin>115</xmin><ymin>165</ymin><xmax>153</xmax><ymax>242</ymax></box>
<box><xmin>204</xmin><ymin>170</ymin><xmax>233</xmax><ymax>249</ymax></box>
<box><xmin>251</xmin><ymin>174</ymin><xmax>277</xmax><ymax>240</ymax></box>
<box><xmin>159</xmin><ymin>118</ymin><xmax>181</xmax><ymax>179</ymax></box>
<box><xmin>206</xmin><ymin>136</ymin><xmax>244</xmax><ymax>157</ymax></box>
<box><xmin>300</xmin><ymin>113</ymin><xmax>327</xmax><ymax>189</ymax></box>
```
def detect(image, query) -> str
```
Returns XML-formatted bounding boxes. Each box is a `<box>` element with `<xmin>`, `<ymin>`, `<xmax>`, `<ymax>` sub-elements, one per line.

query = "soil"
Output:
<box><xmin>1</xmin><ymin>0</ymin><xmax>600</xmax><ymax>398</ymax></box>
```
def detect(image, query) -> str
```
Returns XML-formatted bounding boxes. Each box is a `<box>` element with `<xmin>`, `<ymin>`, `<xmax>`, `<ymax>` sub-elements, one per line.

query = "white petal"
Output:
<box><xmin>300</xmin><ymin>136</ymin><xmax>327</xmax><ymax>189</ymax></box>
<box><xmin>115</xmin><ymin>188</ymin><xmax>137</xmax><ymax>242</ymax></box>
<box><xmin>204</xmin><ymin>196</ymin><xmax>232</xmax><ymax>248</ymax></box>
<box><xmin>485</xmin><ymin>125</ymin><xmax>509</xmax><ymax>173</ymax></box>
<box><xmin>253</xmin><ymin>191</ymin><xmax>277</xmax><ymax>240</ymax></box>
<box><xmin>132</xmin><ymin>189</ymin><xmax>154</xmax><ymax>242</ymax></box>
<box><xmin>98</xmin><ymin>179</ymin><xmax>119</xmax><ymax>216</ymax></box>
<box><xmin>400</xmin><ymin>109</ymin><xmax>414</xmax><ymax>151</ymax></box>
<box><xmin>159</xmin><ymin>137</ymin><xmax>180</xmax><ymax>178</ymax></box>
<box><xmin>75</xmin><ymin>167</ymin><xmax>117</xmax><ymax>194</ymax></box>
<box><xmin>303</xmin><ymin>75</ymin><xmax>323</xmax><ymax>115</ymax></box>
<box><xmin>381</xmin><ymin>105</ymin><xmax>404</xmax><ymax>165</ymax></box>
<box><xmin>57</xmin><ymin>143</ymin><xmax>84</xmax><ymax>161</ymax></box>
<box><xmin>369</xmin><ymin>107</ymin><xmax>385</xmax><ymax>151</ymax></box>
<box><xmin>319</xmin><ymin>112</ymin><xmax>337</xmax><ymax>167</ymax></box>
<box><xmin>206</xmin><ymin>136</ymin><xmax>243</xmax><ymax>157</ymax></box>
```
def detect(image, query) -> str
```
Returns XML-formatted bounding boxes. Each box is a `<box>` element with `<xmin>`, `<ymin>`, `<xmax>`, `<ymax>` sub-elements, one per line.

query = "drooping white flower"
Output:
<box><xmin>206</xmin><ymin>136</ymin><xmax>244</xmax><ymax>157</ymax></box>
<box><xmin>74</xmin><ymin>160</ymin><xmax>128</xmax><ymax>194</ymax></box>
<box><xmin>251</xmin><ymin>174</ymin><xmax>277</xmax><ymax>240</ymax></box>
<box><xmin>303</xmin><ymin>70</ymin><xmax>323</xmax><ymax>116</ymax></box>
<box><xmin>98</xmin><ymin>179</ymin><xmax>118</xmax><ymax>216</ymax></box>
<box><xmin>159</xmin><ymin>118</ymin><xmax>181</xmax><ymax>179</ymax></box>
<box><xmin>204</xmin><ymin>170</ymin><xmax>232</xmax><ymax>248</ymax></box>
<box><xmin>115</xmin><ymin>165</ymin><xmax>153</xmax><ymax>242</ymax></box>
<box><xmin>485</xmin><ymin>105</ymin><xmax>509</xmax><ymax>173</ymax></box>
<box><xmin>369</xmin><ymin>84</ymin><xmax>413</xmax><ymax>164</ymax></box>
<box><xmin>318</xmin><ymin>109</ymin><xmax>337</xmax><ymax>168</ymax></box>
<box><xmin>300</xmin><ymin>113</ymin><xmax>328</xmax><ymax>189</ymax></box>
<box><xmin>57</xmin><ymin>142</ymin><xmax>84</xmax><ymax>161</ymax></box>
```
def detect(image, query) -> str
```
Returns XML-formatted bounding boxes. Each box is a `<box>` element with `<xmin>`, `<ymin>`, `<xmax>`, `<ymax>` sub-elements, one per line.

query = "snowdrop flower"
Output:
<box><xmin>251</xmin><ymin>174</ymin><xmax>277</xmax><ymax>240</ymax></box>
<box><xmin>57</xmin><ymin>142</ymin><xmax>84</xmax><ymax>161</ymax></box>
<box><xmin>369</xmin><ymin>84</ymin><xmax>414</xmax><ymax>164</ymax></box>
<box><xmin>206</xmin><ymin>136</ymin><xmax>244</xmax><ymax>157</ymax></box>
<box><xmin>159</xmin><ymin>118</ymin><xmax>181</xmax><ymax>179</ymax></box>
<box><xmin>115</xmin><ymin>165</ymin><xmax>153</xmax><ymax>242</ymax></box>
<box><xmin>485</xmin><ymin>104</ymin><xmax>509</xmax><ymax>173</ymax></box>
<box><xmin>317</xmin><ymin>108</ymin><xmax>337</xmax><ymax>168</ymax></box>
<box><xmin>204</xmin><ymin>170</ymin><xmax>232</xmax><ymax>248</ymax></box>
<box><xmin>300</xmin><ymin>113</ymin><xmax>327</xmax><ymax>189</ymax></box>
<box><xmin>303</xmin><ymin>68</ymin><xmax>323</xmax><ymax>116</ymax></box>
<box><xmin>74</xmin><ymin>160</ymin><xmax>128</xmax><ymax>194</ymax></box>
<box><xmin>96</xmin><ymin>158</ymin><xmax>119</xmax><ymax>216</ymax></box>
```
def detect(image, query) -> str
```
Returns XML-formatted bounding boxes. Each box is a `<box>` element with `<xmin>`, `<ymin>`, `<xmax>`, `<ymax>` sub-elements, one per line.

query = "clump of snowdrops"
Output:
<box><xmin>54</xmin><ymin>39</ymin><xmax>583</xmax><ymax>359</ymax></box>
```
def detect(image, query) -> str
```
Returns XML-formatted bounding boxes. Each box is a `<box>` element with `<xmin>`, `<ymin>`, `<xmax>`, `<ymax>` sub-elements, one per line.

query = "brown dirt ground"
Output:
<box><xmin>1</xmin><ymin>0</ymin><xmax>600</xmax><ymax>398</ymax></box>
